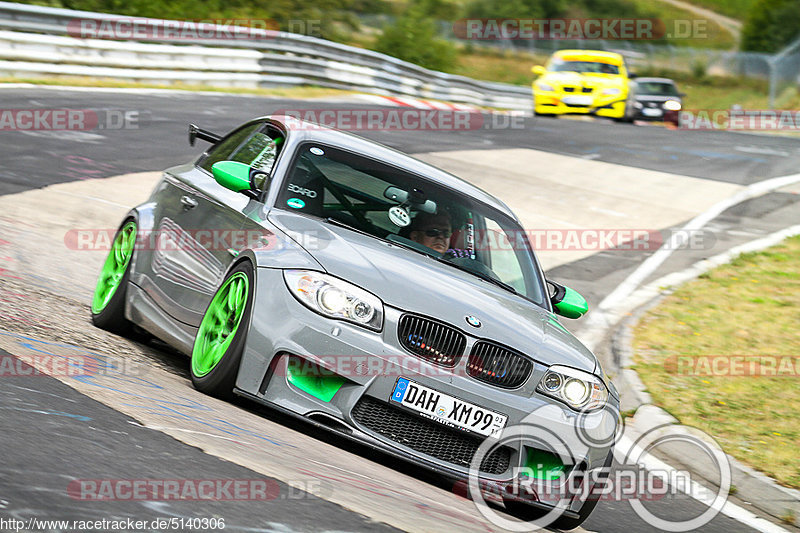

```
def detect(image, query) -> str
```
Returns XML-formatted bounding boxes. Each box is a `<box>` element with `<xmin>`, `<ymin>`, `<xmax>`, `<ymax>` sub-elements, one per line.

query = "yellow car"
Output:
<box><xmin>532</xmin><ymin>50</ymin><xmax>630</xmax><ymax>119</ymax></box>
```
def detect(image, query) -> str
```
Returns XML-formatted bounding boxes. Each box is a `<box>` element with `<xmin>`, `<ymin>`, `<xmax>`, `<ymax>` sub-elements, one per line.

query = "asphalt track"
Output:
<box><xmin>1</xmin><ymin>86</ymin><xmax>799</xmax><ymax>533</ymax></box>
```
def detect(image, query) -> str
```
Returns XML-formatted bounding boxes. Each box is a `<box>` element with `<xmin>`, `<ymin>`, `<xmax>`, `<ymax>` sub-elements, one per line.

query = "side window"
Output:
<box><xmin>280</xmin><ymin>152</ymin><xmax>325</xmax><ymax>215</ymax></box>
<box><xmin>199</xmin><ymin>123</ymin><xmax>260</xmax><ymax>172</ymax></box>
<box><xmin>199</xmin><ymin>123</ymin><xmax>283</xmax><ymax>190</ymax></box>
<box><xmin>484</xmin><ymin>218</ymin><xmax>526</xmax><ymax>293</ymax></box>
<box><xmin>229</xmin><ymin>131</ymin><xmax>280</xmax><ymax>173</ymax></box>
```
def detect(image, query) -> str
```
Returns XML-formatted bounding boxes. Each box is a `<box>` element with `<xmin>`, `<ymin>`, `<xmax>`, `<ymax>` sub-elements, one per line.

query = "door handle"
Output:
<box><xmin>180</xmin><ymin>195</ymin><xmax>198</xmax><ymax>209</ymax></box>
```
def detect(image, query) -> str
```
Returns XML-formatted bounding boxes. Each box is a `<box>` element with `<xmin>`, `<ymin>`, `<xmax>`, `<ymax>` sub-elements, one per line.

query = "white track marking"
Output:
<box><xmin>590</xmin><ymin>206</ymin><xmax>628</xmax><ymax>218</ymax></box>
<box><xmin>581</xmin><ymin>171</ymin><xmax>800</xmax><ymax>350</ymax></box>
<box><xmin>617</xmin><ymin>434</ymin><xmax>792</xmax><ymax>533</ymax></box>
<box><xmin>419</xmin><ymin>148</ymin><xmax>742</xmax><ymax>270</ymax></box>
<box><xmin>735</xmin><ymin>146</ymin><xmax>789</xmax><ymax>157</ymax></box>
<box><xmin>127</xmin><ymin>421</ymin><xmax>262</xmax><ymax>447</ymax></box>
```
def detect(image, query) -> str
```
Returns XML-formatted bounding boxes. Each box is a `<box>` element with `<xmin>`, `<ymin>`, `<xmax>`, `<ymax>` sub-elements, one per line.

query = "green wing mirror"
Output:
<box><xmin>547</xmin><ymin>280</ymin><xmax>588</xmax><ymax>319</ymax></box>
<box><xmin>211</xmin><ymin>161</ymin><xmax>269</xmax><ymax>199</ymax></box>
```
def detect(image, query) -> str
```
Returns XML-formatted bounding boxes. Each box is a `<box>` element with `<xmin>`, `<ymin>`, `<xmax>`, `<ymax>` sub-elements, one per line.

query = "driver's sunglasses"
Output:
<box><xmin>423</xmin><ymin>228</ymin><xmax>452</xmax><ymax>239</ymax></box>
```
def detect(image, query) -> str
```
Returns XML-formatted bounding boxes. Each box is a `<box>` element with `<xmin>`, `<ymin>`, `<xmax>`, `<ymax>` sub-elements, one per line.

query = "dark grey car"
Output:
<box><xmin>90</xmin><ymin>115</ymin><xmax>620</xmax><ymax>530</ymax></box>
<box><xmin>625</xmin><ymin>77</ymin><xmax>684</xmax><ymax>126</ymax></box>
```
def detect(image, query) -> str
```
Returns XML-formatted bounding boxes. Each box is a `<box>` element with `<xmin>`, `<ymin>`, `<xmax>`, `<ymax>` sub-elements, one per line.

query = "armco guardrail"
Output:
<box><xmin>0</xmin><ymin>1</ymin><xmax>532</xmax><ymax>110</ymax></box>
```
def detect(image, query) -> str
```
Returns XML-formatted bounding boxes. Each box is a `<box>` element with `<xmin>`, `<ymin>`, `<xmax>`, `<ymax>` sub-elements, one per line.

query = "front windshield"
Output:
<box><xmin>636</xmin><ymin>82</ymin><xmax>680</xmax><ymax>96</ymax></box>
<box><xmin>550</xmin><ymin>59</ymin><xmax>620</xmax><ymax>75</ymax></box>
<box><xmin>275</xmin><ymin>142</ymin><xmax>547</xmax><ymax>306</ymax></box>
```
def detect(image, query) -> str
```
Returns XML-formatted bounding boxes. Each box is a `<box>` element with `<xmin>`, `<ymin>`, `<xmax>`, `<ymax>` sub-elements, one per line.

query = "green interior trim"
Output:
<box><xmin>521</xmin><ymin>447</ymin><xmax>568</xmax><ymax>481</ymax></box>
<box><xmin>286</xmin><ymin>357</ymin><xmax>346</xmax><ymax>402</ymax></box>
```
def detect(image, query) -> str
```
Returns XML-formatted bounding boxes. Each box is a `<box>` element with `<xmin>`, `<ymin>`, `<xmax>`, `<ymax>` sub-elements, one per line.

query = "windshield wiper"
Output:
<box><xmin>324</xmin><ymin>216</ymin><xmax>370</xmax><ymax>236</ymax></box>
<box><xmin>436</xmin><ymin>257</ymin><xmax>517</xmax><ymax>295</ymax></box>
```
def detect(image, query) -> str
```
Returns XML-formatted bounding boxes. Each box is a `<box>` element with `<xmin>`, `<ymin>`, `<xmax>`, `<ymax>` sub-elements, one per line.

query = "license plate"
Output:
<box><xmin>642</xmin><ymin>107</ymin><xmax>663</xmax><ymax>117</ymax></box>
<box><xmin>561</xmin><ymin>95</ymin><xmax>593</xmax><ymax>106</ymax></box>
<box><xmin>390</xmin><ymin>378</ymin><xmax>507</xmax><ymax>437</ymax></box>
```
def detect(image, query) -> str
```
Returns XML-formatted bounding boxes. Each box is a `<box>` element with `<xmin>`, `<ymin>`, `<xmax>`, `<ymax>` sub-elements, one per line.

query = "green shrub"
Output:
<box><xmin>373</xmin><ymin>0</ymin><xmax>457</xmax><ymax>71</ymax></box>
<box><xmin>741</xmin><ymin>0</ymin><xmax>800</xmax><ymax>52</ymax></box>
<box><xmin>691</xmin><ymin>59</ymin><xmax>708</xmax><ymax>80</ymax></box>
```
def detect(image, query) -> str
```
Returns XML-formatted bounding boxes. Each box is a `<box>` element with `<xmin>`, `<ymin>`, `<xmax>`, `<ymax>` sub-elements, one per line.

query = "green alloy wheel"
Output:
<box><xmin>91</xmin><ymin>220</ymin><xmax>137</xmax><ymax>333</ymax></box>
<box><xmin>191</xmin><ymin>261</ymin><xmax>254</xmax><ymax>397</ymax></box>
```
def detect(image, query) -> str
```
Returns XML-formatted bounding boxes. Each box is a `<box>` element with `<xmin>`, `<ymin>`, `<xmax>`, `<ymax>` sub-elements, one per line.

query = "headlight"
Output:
<box><xmin>536</xmin><ymin>365</ymin><xmax>608</xmax><ymax>410</ymax></box>
<box><xmin>283</xmin><ymin>270</ymin><xmax>384</xmax><ymax>331</ymax></box>
<box><xmin>601</xmin><ymin>88</ymin><xmax>621</xmax><ymax>95</ymax></box>
<box><xmin>663</xmin><ymin>99</ymin><xmax>682</xmax><ymax>111</ymax></box>
<box><xmin>536</xmin><ymin>83</ymin><xmax>555</xmax><ymax>92</ymax></box>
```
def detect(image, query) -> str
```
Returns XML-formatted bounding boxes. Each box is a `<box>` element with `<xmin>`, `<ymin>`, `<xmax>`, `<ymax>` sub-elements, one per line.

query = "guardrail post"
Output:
<box><xmin>768</xmin><ymin>58</ymin><xmax>777</xmax><ymax>109</ymax></box>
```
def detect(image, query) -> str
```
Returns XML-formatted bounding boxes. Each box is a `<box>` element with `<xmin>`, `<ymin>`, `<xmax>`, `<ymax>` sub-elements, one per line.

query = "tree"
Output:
<box><xmin>741</xmin><ymin>0</ymin><xmax>800</xmax><ymax>53</ymax></box>
<box><xmin>374</xmin><ymin>0</ymin><xmax>457</xmax><ymax>71</ymax></box>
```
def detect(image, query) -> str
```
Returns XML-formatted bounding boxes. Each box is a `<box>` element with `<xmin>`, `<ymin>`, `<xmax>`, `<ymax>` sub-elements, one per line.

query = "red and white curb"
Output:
<box><xmin>353</xmin><ymin>93</ymin><xmax>481</xmax><ymax>111</ymax></box>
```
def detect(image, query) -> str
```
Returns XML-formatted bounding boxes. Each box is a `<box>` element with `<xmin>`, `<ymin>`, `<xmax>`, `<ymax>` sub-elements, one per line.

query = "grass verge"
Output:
<box><xmin>682</xmin><ymin>0</ymin><xmax>755</xmax><ymax>21</ymax></box>
<box><xmin>627</xmin><ymin>0</ymin><xmax>737</xmax><ymax>49</ymax></box>
<box><xmin>632</xmin><ymin>234</ymin><xmax>800</xmax><ymax>488</ymax></box>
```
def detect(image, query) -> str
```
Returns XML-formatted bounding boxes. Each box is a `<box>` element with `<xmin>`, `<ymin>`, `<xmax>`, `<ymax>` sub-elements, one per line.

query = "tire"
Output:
<box><xmin>190</xmin><ymin>261</ymin><xmax>254</xmax><ymax>398</ymax></box>
<box><xmin>91</xmin><ymin>219</ymin><xmax>137</xmax><ymax>334</ymax></box>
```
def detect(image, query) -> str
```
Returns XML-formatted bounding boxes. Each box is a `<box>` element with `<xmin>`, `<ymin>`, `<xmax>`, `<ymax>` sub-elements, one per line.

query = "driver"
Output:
<box><xmin>407</xmin><ymin>211</ymin><xmax>452</xmax><ymax>255</ymax></box>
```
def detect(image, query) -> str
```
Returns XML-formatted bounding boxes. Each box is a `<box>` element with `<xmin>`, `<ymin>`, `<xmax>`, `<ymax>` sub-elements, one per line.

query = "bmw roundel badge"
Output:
<box><xmin>465</xmin><ymin>315</ymin><xmax>481</xmax><ymax>328</ymax></box>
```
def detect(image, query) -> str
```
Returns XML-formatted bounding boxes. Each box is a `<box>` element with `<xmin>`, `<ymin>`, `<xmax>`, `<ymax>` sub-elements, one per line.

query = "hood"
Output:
<box><xmin>543</xmin><ymin>71</ymin><xmax>625</xmax><ymax>88</ymax></box>
<box><xmin>635</xmin><ymin>95</ymin><xmax>681</xmax><ymax>103</ymax></box>
<box><xmin>269</xmin><ymin>211</ymin><xmax>598</xmax><ymax>373</ymax></box>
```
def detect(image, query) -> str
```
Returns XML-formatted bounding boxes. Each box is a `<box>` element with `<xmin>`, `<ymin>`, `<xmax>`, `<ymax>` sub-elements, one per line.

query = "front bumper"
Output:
<box><xmin>633</xmin><ymin>107</ymin><xmax>680</xmax><ymax>125</ymax></box>
<box><xmin>534</xmin><ymin>90</ymin><xmax>626</xmax><ymax>118</ymax></box>
<box><xmin>234</xmin><ymin>267</ymin><xmax>619</xmax><ymax>512</ymax></box>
